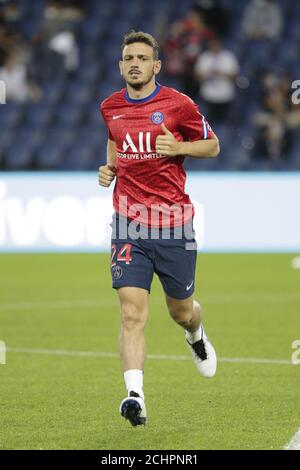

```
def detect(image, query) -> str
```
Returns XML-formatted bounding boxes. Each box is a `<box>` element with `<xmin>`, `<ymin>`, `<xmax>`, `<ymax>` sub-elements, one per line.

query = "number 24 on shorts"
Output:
<box><xmin>111</xmin><ymin>243</ymin><xmax>133</xmax><ymax>266</ymax></box>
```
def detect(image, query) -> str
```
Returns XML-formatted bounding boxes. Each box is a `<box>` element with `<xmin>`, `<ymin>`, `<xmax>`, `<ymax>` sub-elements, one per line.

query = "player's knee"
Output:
<box><xmin>168</xmin><ymin>298</ymin><xmax>202</xmax><ymax>328</ymax></box>
<box><xmin>193</xmin><ymin>300</ymin><xmax>202</xmax><ymax>316</ymax></box>
<box><xmin>168</xmin><ymin>304</ymin><xmax>194</xmax><ymax>328</ymax></box>
<box><xmin>121</xmin><ymin>302</ymin><xmax>146</xmax><ymax>331</ymax></box>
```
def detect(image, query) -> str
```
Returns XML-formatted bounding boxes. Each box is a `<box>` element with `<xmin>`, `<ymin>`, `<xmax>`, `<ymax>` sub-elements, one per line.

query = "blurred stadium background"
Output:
<box><xmin>0</xmin><ymin>0</ymin><xmax>299</xmax><ymax>171</ymax></box>
<box><xmin>0</xmin><ymin>0</ymin><xmax>300</xmax><ymax>451</ymax></box>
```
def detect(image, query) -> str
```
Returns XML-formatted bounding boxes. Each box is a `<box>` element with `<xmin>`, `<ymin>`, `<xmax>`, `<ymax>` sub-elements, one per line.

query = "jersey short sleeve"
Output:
<box><xmin>100</xmin><ymin>103</ymin><xmax>114</xmax><ymax>140</ymax></box>
<box><xmin>178</xmin><ymin>95</ymin><xmax>214</xmax><ymax>142</ymax></box>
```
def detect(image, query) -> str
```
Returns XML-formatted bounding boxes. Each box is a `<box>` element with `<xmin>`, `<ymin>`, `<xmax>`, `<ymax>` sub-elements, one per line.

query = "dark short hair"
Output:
<box><xmin>121</xmin><ymin>30</ymin><xmax>159</xmax><ymax>60</ymax></box>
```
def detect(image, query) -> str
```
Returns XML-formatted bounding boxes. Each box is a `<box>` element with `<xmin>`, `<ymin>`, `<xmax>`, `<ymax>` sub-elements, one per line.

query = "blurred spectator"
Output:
<box><xmin>255</xmin><ymin>71</ymin><xmax>300</xmax><ymax>128</ymax></box>
<box><xmin>163</xmin><ymin>7</ymin><xmax>214</xmax><ymax>98</ymax></box>
<box><xmin>0</xmin><ymin>0</ymin><xmax>21</xmax><ymax>38</ymax></box>
<box><xmin>0</xmin><ymin>21</ymin><xmax>9</xmax><ymax>66</ymax></box>
<box><xmin>48</xmin><ymin>30</ymin><xmax>79</xmax><ymax>75</ymax></box>
<box><xmin>0</xmin><ymin>6</ymin><xmax>19</xmax><ymax>66</ymax></box>
<box><xmin>194</xmin><ymin>38</ymin><xmax>239</xmax><ymax>122</ymax></box>
<box><xmin>192</xmin><ymin>0</ymin><xmax>229</xmax><ymax>38</ymax></box>
<box><xmin>0</xmin><ymin>2</ymin><xmax>31</xmax><ymax>67</ymax></box>
<box><xmin>252</xmin><ymin>71</ymin><xmax>300</xmax><ymax>161</ymax></box>
<box><xmin>254</xmin><ymin>121</ymin><xmax>291</xmax><ymax>161</ymax></box>
<box><xmin>0</xmin><ymin>0</ymin><xmax>298</xmax><ymax>171</ymax></box>
<box><xmin>32</xmin><ymin>0</ymin><xmax>82</xmax><ymax>80</ymax></box>
<box><xmin>0</xmin><ymin>52</ymin><xmax>42</xmax><ymax>102</ymax></box>
<box><xmin>242</xmin><ymin>0</ymin><xmax>283</xmax><ymax>41</ymax></box>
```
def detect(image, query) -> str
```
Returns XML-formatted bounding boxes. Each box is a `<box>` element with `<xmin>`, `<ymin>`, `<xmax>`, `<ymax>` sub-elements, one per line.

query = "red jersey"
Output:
<box><xmin>100</xmin><ymin>83</ymin><xmax>214</xmax><ymax>228</ymax></box>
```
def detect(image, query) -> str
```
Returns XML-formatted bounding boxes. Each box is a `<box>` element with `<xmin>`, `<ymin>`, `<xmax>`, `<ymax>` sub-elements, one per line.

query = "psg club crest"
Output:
<box><xmin>112</xmin><ymin>265</ymin><xmax>123</xmax><ymax>280</ymax></box>
<box><xmin>151</xmin><ymin>111</ymin><xmax>164</xmax><ymax>124</ymax></box>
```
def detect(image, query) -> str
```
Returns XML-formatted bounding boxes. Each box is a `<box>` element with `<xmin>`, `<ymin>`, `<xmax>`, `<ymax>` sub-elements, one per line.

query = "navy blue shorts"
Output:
<box><xmin>110</xmin><ymin>214</ymin><xmax>197</xmax><ymax>300</ymax></box>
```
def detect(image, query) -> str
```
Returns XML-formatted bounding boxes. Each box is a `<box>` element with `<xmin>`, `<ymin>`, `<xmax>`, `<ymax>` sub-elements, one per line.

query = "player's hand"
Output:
<box><xmin>98</xmin><ymin>165</ymin><xmax>117</xmax><ymax>187</ymax></box>
<box><xmin>155</xmin><ymin>123</ymin><xmax>181</xmax><ymax>157</ymax></box>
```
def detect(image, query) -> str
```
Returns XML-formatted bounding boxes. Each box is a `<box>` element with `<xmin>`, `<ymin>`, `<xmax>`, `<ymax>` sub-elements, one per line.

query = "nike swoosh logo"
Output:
<box><xmin>112</xmin><ymin>115</ymin><xmax>125</xmax><ymax>120</ymax></box>
<box><xmin>186</xmin><ymin>281</ymin><xmax>194</xmax><ymax>291</ymax></box>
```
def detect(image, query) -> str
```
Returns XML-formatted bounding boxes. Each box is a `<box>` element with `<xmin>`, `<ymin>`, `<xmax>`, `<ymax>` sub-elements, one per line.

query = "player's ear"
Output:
<box><xmin>154</xmin><ymin>60</ymin><xmax>162</xmax><ymax>75</ymax></box>
<box><xmin>119</xmin><ymin>60</ymin><xmax>123</xmax><ymax>77</ymax></box>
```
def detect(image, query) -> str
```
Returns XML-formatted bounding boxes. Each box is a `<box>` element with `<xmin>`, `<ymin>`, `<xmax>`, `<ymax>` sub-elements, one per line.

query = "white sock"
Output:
<box><xmin>186</xmin><ymin>325</ymin><xmax>203</xmax><ymax>344</ymax></box>
<box><xmin>124</xmin><ymin>369</ymin><xmax>144</xmax><ymax>400</ymax></box>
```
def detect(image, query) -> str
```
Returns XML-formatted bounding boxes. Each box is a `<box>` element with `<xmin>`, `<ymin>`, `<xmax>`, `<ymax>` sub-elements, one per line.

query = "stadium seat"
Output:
<box><xmin>86</xmin><ymin>0</ymin><xmax>116</xmax><ymax>19</ymax></box>
<box><xmin>0</xmin><ymin>130</ymin><xmax>14</xmax><ymax>168</ymax></box>
<box><xmin>41</xmin><ymin>81</ymin><xmax>66</xmax><ymax>105</ymax></box>
<box><xmin>35</xmin><ymin>127</ymin><xmax>80</xmax><ymax>169</ymax></box>
<box><xmin>95</xmin><ymin>80</ymin><xmax>123</xmax><ymax>101</ymax></box>
<box><xmin>289</xmin><ymin>131</ymin><xmax>300</xmax><ymax>165</ymax></box>
<box><xmin>0</xmin><ymin>104</ymin><xmax>24</xmax><ymax>129</ymax></box>
<box><xmin>79</xmin><ymin>19</ymin><xmax>107</xmax><ymax>41</ymax></box>
<box><xmin>21</xmin><ymin>18</ymin><xmax>42</xmax><ymax>41</ymax></box>
<box><xmin>40</xmin><ymin>127</ymin><xmax>77</xmax><ymax>149</ymax></box>
<box><xmin>5</xmin><ymin>143</ymin><xmax>35</xmax><ymax>170</ymax></box>
<box><xmin>76</xmin><ymin>64</ymin><xmax>103</xmax><ymax>85</ymax></box>
<box><xmin>62</xmin><ymin>143</ymin><xmax>97</xmax><ymax>170</ymax></box>
<box><xmin>1</xmin><ymin>0</ymin><xmax>297</xmax><ymax>172</ymax></box>
<box><xmin>25</xmin><ymin>104</ymin><xmax>54</xmax><ymax>128</ymax></box>
<box><xmin>0</xmin><ymin>129</ymin><xmax>14</xmax><ymax>151</ymax></box>
<box><xmin>85</xmin><ymin>103</ymin><xmax>104</xmax><ymax>126</ymax></box>
<box><xmin>55</xmin><ymin>104</ymin><xmax>83</xmax><ymax>128</ymax></box>
<box><xmin>106</xmin><ymin>19</ymin><xmax>133</xmax><ymax>40</ymax></box>
<box><xmin>184</xmin><ymin>157</ymin><xmax>219</xmax><ymax>172</ymax></box>
<box><xmin>64</xmin><ymin>82</ymin><xmax>95</xmax><ymax>106</ymax></box>
<box><xmin>36</xmin><ymin>143</ymin><xmax>65</xmax><ymax>170</ymax></box>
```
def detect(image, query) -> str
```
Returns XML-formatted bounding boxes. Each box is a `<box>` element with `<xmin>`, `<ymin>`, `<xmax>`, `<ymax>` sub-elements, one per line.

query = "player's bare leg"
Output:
<box><xmin>166</xmin><ymin>294</ymin><xmax>217</xmax><ymax>378</ymax></box>
<box><xmin>118</xmin><ymin>287</ymin><xmax>149</xmax><ymax>426</ymax></box>
<box><xmin>165</xmin><ymin>294</ymin><xmax>202</xmax><ymax>332</ymax></box>
<box><xmin>118</xmin><ymin>286</ymin><xmax>149</xmax><ymax>371</ymax></box>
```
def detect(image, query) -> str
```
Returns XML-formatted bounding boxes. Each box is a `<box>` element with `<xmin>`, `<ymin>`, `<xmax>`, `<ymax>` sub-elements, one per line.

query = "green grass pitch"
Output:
<box><xmin>0</xmin><ymin>253</ymin><xmax>299</xmax><ymax>450</ymax></box>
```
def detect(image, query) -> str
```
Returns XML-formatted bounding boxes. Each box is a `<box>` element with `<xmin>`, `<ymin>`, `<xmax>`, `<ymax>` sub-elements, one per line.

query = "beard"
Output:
<box><xmin>127</xmin><ymin>81</ymin><xmax>145</xmax><ymax>90</ymax></box>
<box><xmin>125</xmin><ymin>70</ymin><xmax>154</xmax><ymax>90</ymax></box>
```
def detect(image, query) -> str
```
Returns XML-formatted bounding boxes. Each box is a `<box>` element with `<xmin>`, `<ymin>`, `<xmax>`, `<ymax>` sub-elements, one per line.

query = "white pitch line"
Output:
<box><xmin>6</xmin><ymin>347</ymin><xmax>292</xmax><ymax>365</ymax></box>
<box><xmin>0</xmin><ymin>300</ymin><xmax>108</xmax><ymax>311</ymax></box>
<box><xmin>284</xmin><ymin>429</ymin><xmax>300</xmax><ymax>450</ymax></box>
<box><xmin>7</xmin><ymin>347</ymin><xmax>118</xmax><ymax>359</ymax></box>
<box><xmin>1</xmin><ymin>291</ymin><xmax>300</xmax><ymax>312</ymax></box>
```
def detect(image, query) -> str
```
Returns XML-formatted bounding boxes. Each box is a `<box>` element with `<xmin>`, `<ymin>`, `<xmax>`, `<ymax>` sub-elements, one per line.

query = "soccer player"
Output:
<box><xmin>99</xmin><ymin>31</ymin><xmax>219</xmax><ymax>427</ymax></box>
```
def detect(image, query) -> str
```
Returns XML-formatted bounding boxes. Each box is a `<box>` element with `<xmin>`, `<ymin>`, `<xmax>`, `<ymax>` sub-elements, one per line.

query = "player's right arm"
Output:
<box><xmin>98</xmin><ymin>139</ymin><xmax>117</xmax><ymax>187</ymax></box>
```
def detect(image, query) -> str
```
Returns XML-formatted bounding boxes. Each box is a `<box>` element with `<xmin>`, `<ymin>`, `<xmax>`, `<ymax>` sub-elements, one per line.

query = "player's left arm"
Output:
<box><xmin>155</xmin><ymin>124</ymin><xmax>220</xmax><ymax>158</ymax></box>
